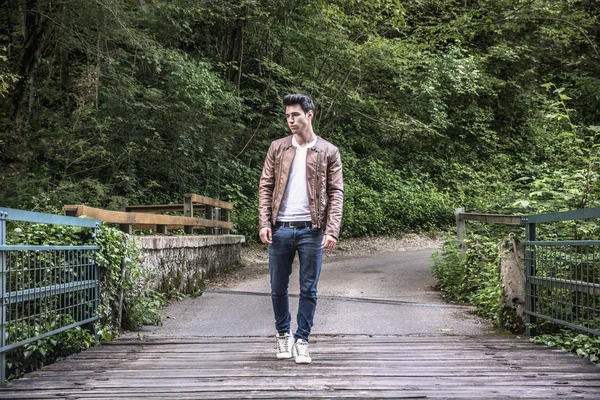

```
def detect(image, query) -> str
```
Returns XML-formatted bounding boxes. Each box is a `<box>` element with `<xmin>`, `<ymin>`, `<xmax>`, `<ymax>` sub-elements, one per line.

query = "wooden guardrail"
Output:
<box><xmin>64</xmin><ymin>194</ymin><xmax>232</xmax><ymax>234</ymax></box>
<box><xmin>455</xmin><ymin>208</ymin><xmax>522</xmax><ymax>247</ymax></box>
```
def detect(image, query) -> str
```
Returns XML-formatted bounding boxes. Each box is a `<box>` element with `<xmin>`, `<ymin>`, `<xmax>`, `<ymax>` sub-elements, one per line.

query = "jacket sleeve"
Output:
<box><xmin>324</xmin><ymin>147</ymin><xmax>344</xmax><ymax>239</ymax></box>
<box><xmin>258</xmin><ymin>142</ymin><xmax>276</xmax><ymax>230</ymax></box>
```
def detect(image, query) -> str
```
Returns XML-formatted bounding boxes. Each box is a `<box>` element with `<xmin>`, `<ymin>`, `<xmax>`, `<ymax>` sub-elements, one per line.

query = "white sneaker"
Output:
<box><xmin>292</xmin><ymin>339</ymin><xmax>312</xmax><ymax>364</ymax></box>
<box><xmin>276</xmin><ymin>332</ymin><xmax>294</xmax><ymax>359</ymax></box>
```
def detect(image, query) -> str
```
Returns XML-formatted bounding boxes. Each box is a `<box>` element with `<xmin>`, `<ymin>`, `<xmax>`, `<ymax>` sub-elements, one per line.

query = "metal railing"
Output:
<box><xmin>523</xmin><ymin>208</ymin><xmax>600</xmax><ymax>336</ymax></box>
<box><xmin>0</xmin><ymin>208</ymin><xmax>102</xmax><ymax>386</ymax></box>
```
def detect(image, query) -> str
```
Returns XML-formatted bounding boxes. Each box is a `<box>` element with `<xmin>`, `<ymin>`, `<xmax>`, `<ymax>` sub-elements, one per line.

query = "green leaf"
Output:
<box><xmin>588</xmin><ymin>126</ymin><xmax>600</xmax><ymax>133</ymax></box>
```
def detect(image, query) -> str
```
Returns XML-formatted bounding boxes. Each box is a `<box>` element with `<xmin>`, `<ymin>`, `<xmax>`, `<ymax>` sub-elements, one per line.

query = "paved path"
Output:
<box><xmin>132</xmin><ymin>248</ymin><xmax>493</xmax><ymax>338</ymax></box>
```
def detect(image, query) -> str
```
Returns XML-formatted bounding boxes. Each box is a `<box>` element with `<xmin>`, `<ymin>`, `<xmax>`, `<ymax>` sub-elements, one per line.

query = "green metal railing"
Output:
<box><xmin>523</xmin><ymin>208</ymin><xmax>600</xmax><ymax>336</ymax></box>
<box><xmin>0</xmin><ymin>208</ymin><xmax>101</xmax><ymax>386</ymax></box>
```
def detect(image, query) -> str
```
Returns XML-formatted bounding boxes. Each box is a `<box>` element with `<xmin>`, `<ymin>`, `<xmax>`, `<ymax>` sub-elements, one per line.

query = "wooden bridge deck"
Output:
<box><xmin>1</xmin><ymin>335</ymin><xmax>599</xmax><ymax>399</ymax></box>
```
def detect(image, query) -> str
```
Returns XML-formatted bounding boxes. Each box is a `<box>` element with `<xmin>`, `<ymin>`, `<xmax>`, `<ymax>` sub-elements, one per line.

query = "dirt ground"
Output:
<box><xmin>204</xmin><ymin>233</ymin><xmax>444</xmax><ymax>290</ymax></box>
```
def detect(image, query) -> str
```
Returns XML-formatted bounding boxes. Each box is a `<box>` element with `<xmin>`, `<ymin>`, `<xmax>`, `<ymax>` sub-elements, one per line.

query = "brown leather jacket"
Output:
<box><xmin>258</xmin><ymin>135</ymin><xmax>344</xmax><ymax>239</ymax></box>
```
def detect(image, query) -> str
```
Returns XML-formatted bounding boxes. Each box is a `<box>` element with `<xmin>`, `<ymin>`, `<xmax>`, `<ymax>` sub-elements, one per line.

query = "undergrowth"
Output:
<box><xmin>4</xmin><ymin>221</ymin><xmax>163</xmax><ymax>381</ymax></box>
<box><xmin>432</xmin><ymin>233</ymin><xmax>600</xmax><ymax>365</ymax></box>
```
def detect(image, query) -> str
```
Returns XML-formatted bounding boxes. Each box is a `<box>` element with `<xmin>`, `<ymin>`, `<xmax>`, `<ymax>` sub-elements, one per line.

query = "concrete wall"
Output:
<box><xmin>135</xmin><ymin>235</ymin><xmax>245</xmax><ymax>294</ymax></box>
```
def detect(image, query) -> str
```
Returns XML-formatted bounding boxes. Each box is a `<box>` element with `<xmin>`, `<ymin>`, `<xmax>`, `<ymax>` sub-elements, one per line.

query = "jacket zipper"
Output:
<box><xmin>273</xmin><ymin>145</ymin><xmax>290</xmax><ymax>224</ymax></box>
<box><xmin>315</xmin><ymin>149</ymin><xmax>321</xmax><ymax>227</ymax></box>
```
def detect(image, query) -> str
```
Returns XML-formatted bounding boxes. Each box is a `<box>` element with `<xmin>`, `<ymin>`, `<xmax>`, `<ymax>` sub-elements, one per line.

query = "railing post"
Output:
<box><xmin>184</xmin><ymin>195</ymin><xmax>193</xmax><ymax>218</ymax></box>
<box><xmin>119</xmin><ymin>224</ymin><xmax>133</xmax><ymax>234</ymax></box>
<box><xmin>525</xmin><ymin>221</ymin><xmax>537</xmax><ymax>336</ymax></box>
<box><xmin>184</xmin><ymin>195</ymin><xmax>194</xmax><ymax>234</ymax></box>
<box><xmin>222</xmin><ymin>208</ymin><xmax>230</xmax><ymax>234</ymax></box>
<box><xmin>0</xmin><ymin>211</ymin><xmax>7</xmax><ymax>386</ymax></box>
<box><xmin>205</xmin><ymin>206</ymin><xmax>215</xmax><ymax>235</ymax></box>
<box><xmin>456</xmin><ymin>208</ymin><xmax>466</xmax><ymax>256</ymax></box>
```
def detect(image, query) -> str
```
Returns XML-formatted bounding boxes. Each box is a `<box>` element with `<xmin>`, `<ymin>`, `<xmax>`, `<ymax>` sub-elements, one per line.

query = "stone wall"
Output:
<box><xmin>135</xmin><ymin>235</ymin><xmax>245</xmax><ymax>294</ymax></box>
<box><xmin>498</xmin><ymin>238</ymin><xmax>526</xmax><ymax>331</ymax></box>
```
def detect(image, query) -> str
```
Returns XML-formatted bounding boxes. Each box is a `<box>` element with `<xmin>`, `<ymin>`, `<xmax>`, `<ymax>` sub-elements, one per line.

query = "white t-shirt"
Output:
<box><xmin>277</xmin><ymin>136</ymin><xmax>317</xmax><ymax>222</ymax></box>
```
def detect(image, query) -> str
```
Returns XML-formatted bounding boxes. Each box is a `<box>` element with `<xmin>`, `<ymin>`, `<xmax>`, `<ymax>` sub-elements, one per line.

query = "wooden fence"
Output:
<box><xmin>64</xmin><ymin>194</ymin><xmax>233</xmax><ymax>234</ymax></box>
<box><xmin>455</xmin><ymin>207</ymin><xmax>522</xmax><ymax>246</ymax></box>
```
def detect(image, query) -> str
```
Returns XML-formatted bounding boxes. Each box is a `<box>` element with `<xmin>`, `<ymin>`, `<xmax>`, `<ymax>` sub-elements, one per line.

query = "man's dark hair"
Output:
<box><xmin>283</xmin><ymin>94</ymin><xmax>315</xmax><ymax>114</ymax></box>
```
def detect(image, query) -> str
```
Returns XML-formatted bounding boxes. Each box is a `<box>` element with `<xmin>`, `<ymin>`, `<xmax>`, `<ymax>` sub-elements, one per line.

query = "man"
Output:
<box><xmin>258</xmin><ymin>94</ymin><xmax>344</xmax><ymax>364</ymax></box>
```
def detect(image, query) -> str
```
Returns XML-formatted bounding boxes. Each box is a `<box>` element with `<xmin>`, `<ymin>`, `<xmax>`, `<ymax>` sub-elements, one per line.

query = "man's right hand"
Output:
<box><xmin>259</xmin><ymin>227</ymin><xmax>272</xmax><ymax>244</ymax></box>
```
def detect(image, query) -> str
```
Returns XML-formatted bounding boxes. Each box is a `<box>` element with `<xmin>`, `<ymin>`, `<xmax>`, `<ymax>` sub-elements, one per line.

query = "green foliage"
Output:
<box><xmin>222</xmin><ymin>182</ymin><xmax>260</xmax><ymax>243</ymax></box>
<box><xmin>432</xmin><ymin>235</ymin><xmax>503</xmax><ymax>324</ymax></box>
<box><xmin>95</xmin><ymin>224</ymin><xmax>163</xmax><ymax>331</ymax></box>
<box><xmin>4</xmin><ymin>220</ymin><xmax>162</xmax><ymax>381</ymax></box>
<box><xmin>1</xmin><ymin>0</ymin><xmax>599</xmax><ymax>241</ymax></box>
<box><xmin>342</xmin><ymin>158</ymin><xmax>454</xmax><ymax>237</ymax></box>
<box><xmin>0</xmin><ymin>46</ymin><xmax>18</xmax><ymax>100</ymax></box>
<box><xmin>6</xmin><ymin>318</ymin><xmax>96</xmax><ymax>380</ymax></box>
<box><xmin>511</xmin><ymin>84</ymin><xmax>600</xmax><ymax>212</ymax></box>
<box><xmin>531</xmin><ymin>330</ymin><xmax>600</xmax><ymax>365</ymax></box>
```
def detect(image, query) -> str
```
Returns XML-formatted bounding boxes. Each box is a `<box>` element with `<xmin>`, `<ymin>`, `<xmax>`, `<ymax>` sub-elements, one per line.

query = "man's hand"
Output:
<box><xmin>321</xmin><ymin>234</ymin><xmax>337</xmax><ymax>249</ymax></box>
<box><xmin>259</xmin><ymin>227</ymin><xmax>272</xmax><ymax>244</ymax></box>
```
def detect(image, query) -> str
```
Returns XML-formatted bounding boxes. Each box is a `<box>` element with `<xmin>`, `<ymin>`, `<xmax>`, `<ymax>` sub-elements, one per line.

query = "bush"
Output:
<box><xmin>95</xmin><ymin>224</ymin><xmax>163</xmax><ymax>332</ymax></box>
<box><xmin>431</xmin><ymin>235</ymin><xmax>502</xmax><ymax>323</ymax></box>
<box><xmin>342</xmin><ymin>158</ymin><xmax>454</xmax><ymax>237</ymax></box>
<box><xmin>4</xmin><ymin>220</ymin><xmax>163</xmax><ymax>381</ymax></box>
<box><xmin>531</xmin><ymin>331</ymin><xmax>600</xmax><ymax>364</ymax></box>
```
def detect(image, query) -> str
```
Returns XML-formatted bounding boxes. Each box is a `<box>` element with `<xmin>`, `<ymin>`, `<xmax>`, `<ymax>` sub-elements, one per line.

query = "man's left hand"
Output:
<box><xmin>321</xmin><ymin>234</ymin><xmax>337</xmax><ymax>249</ymax></box>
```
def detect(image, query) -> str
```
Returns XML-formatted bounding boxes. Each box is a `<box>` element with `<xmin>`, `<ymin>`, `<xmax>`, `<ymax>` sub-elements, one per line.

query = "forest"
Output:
<box><xmin>1</xmin><ymin>0</ymin><xmax>599</xmax><ymax>240</ymax></box>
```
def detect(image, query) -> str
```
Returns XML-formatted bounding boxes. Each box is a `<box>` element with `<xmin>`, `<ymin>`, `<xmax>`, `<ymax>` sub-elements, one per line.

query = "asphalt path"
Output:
<box><xmin>128</xmin><ymin>248</ymin><xmax>493</xmax><ymax>338</ymax></box>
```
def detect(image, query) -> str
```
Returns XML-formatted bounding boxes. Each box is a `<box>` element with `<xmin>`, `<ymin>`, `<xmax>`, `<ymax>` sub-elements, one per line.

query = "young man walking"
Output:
<box><xmin>258</xmin><ymin>94</ymin><xmax>344</xmax><ymax>364</ymax></box>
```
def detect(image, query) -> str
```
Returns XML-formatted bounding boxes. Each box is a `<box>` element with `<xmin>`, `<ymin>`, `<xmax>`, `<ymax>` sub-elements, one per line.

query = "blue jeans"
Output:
<box><xmin>269</xmin><ymin>225</ymin><xmax>323</xmax><ymax>341</ymax></box>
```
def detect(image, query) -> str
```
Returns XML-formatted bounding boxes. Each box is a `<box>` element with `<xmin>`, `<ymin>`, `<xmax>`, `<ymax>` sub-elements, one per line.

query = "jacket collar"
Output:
<box><xmin>284</xmin><ymin>134</ymin><xmax>321</xmax><ymax>149</ymax></box>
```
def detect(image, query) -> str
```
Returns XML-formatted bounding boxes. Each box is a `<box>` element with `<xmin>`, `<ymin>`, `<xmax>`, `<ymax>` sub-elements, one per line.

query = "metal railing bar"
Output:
<box><xmin>528</xmin><ymin>276</ymin><xmax>600</xmax><ymax>295</ymax></box>
<box><xmin>524</xmin><ymin>310</ymin><xmax>600</xmax><ymax>336</ymax></box>
<box><xmin>522</xmin><ymin>207</ymin><xmax>600</xmax><ymax>224</ymax></box>
<box><xmin>595</xmin><ymin>251</ymin><xmax>598</xmax><ymax>323</ymax></box>
<box><xmin>0</xmin><ymin>207</ymin><xmax>101</xmax><ymax>228</ymax></box>
<box><xmin>0</xmin><ymin>316</ymin><xmax>100</xmax><ymax>353</ymax></box>
<box><xmin>0</xmin><ymin>245</ymin><xmax>99</xmax><ymax>251</ymax></box>
<box><xmin>525</xmin><ymin>240</ymin><xmax>600</xmax><ymax>246</ymax></box>
<box><xmin>3</xmin><ymin>279</ymin><xmax>98</xmax><ymax>304</ymax></box>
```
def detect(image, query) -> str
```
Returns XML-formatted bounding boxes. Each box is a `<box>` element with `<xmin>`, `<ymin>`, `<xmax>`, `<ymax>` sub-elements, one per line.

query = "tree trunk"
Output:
<box><xmin>227</xmin><ymin>18</ymin><xmax>244</xmax><ymax>84</ymax></box>
<box><xmin>3</xmin><ymin>0</ymin><xmax>56</xmax><ymax>120</ymax></box>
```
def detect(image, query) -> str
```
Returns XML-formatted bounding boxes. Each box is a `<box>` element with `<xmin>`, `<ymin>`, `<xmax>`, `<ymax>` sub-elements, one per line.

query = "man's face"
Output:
<box><xmin>285</xmin><ymin>104</ymin><xmax>313</xmax><ymax>135</ymax></box>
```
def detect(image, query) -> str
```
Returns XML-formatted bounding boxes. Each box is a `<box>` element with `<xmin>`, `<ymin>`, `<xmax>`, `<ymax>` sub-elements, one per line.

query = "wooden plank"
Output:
<box><xmin>20</xmin><ymin>365</ymin><xmax>600</xmax><ymax>379</ymax></box>
<box><xmin>2</xmin><ymin>335</ymin><xmax>599</xmax><ymax>399</ymax></box>
<box><xmin>131</xmin><ymin>225</ymin><xmax>207</xmax><ymax>230</ymax></box>
<box><xmin>186</xmin><ymin>193</ymin><xmax>233</xmax><ymax>210</ymax></box>
<box><xmin>458</xmin><ymin>212</ymin><xmax>522</xmax><ymax>225</ymax></box>
<box><xmin>124</xmin><ymin>204</ymin><xmax>206</xmax><ymax>213</ymax></box>
<box><xmin>124</xmin><ymin>204</ymin><xmax>184</xmax><ymax>213</ymax></box>
<box><xmin>63</xmin><ymin>205</ymin><xmax>233</xmax><ymax>230</ymax></box>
